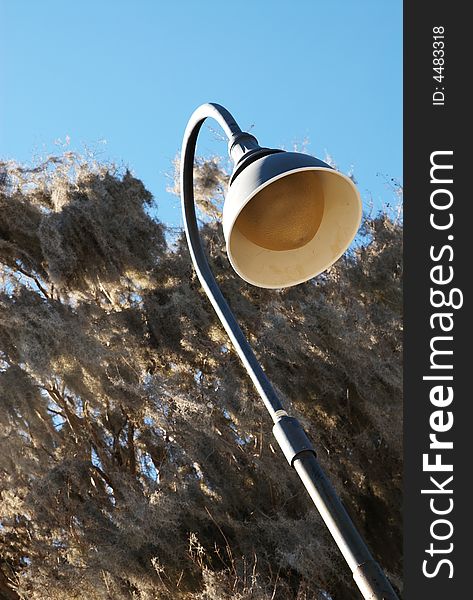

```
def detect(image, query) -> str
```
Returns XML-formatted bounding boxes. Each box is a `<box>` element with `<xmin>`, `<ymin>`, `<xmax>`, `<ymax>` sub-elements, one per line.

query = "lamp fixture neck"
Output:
<box><xmin>228</xmin><ymin>131</ymin><xmax>261</xmax><ymax>163</ymax></box>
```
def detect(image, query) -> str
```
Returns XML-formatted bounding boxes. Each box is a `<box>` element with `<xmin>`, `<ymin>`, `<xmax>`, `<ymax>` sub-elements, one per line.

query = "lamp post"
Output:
<box><xmin>180</xmin><ymin>103</ymin><xmax>399</xmax><ymax>600</ymax></box>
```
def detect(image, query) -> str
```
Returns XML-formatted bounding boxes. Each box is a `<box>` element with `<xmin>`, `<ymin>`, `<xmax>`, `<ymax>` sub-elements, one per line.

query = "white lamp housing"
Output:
<box><xmin>223</xmin><ymin>151</ymin><xmax>362</xmax><ymax>288</ymax></box>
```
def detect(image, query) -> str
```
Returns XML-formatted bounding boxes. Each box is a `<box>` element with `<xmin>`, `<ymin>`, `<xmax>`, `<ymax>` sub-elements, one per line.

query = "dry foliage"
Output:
<box><xmin>0</xmin><ymin>153</ymin><xmax>402</xmax><ymax>599</ymax></box>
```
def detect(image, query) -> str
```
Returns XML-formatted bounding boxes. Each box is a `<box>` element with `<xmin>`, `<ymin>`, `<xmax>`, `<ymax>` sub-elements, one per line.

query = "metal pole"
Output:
<box><xmin>180</xmin><ymin>103</ymin><xmax>400</xmax><ymax>600</ymax></box>
<box><xmin>293</xmin><ymin>453</ymin><xmax>398</xmax><ymax>599</ymax></box>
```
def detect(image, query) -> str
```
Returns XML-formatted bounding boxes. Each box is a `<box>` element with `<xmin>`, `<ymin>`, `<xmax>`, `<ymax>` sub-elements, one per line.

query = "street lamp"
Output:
<box><xmin>180</xmin><ymin>103</ymin><xmax>399</xmax><ymax>600</ymax></box>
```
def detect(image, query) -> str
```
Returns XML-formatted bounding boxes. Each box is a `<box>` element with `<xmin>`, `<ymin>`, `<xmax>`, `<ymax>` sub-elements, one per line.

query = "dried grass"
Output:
<box><xmin>0</xmin><ymin>154</ymin><xmax>402</xmax><ymax>599</ymax></box>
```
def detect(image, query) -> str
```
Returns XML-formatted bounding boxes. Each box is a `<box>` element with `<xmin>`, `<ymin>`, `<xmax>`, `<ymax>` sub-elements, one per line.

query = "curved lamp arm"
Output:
<box><xmin>180</xmin><ymin>103</ymin><xmax>399</xmax><ymax>600</ymax></box>
<box><xmin>180</xmin><ymin>103</ymin><xmax>286</xmax><ymax>421</ymax></box>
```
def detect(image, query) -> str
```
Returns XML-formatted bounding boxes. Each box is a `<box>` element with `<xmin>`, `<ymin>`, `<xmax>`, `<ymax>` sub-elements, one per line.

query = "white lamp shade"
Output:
<box><xmin>222</xmin><ymin>152</ymin><xmax>362</xmax><ymax>289</ymax></box>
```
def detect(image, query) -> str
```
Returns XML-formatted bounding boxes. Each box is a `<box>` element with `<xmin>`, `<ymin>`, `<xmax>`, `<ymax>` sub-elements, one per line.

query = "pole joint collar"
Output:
<box><xmin>272</xmin><ymin>415</ymin><xmax>316</xmax><ymax>467</ymax></box>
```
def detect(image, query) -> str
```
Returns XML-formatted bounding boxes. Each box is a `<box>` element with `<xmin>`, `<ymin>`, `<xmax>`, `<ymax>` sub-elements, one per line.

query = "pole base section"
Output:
<box><xmin>353</xmin><ymin>561</ymin><xmax>399</xmax><ymax>600</ymax></box>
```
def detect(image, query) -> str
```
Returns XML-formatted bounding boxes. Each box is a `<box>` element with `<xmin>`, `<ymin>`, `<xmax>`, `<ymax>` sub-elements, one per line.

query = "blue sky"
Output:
<box><xmin>1</xmin><ymin>1</ymin><xmax>402</xmax><ymax>228</ymax></box>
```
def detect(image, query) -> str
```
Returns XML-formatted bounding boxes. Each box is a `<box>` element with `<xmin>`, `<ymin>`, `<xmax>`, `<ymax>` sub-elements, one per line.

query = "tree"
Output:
<box><xmin>0</xmin><ymin>152</ymin><xmax>402</xmax><ymax>599</ymax></box>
